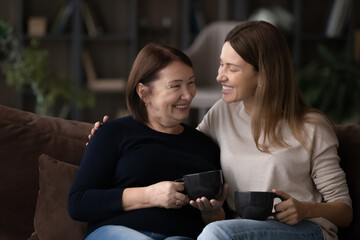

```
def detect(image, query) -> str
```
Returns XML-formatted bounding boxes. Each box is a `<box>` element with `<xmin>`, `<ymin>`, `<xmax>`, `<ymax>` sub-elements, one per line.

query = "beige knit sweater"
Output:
<box><xmin>197</xmin><ymin>100</ymin><xmax>352</xmax><ymax>240</ymax></box>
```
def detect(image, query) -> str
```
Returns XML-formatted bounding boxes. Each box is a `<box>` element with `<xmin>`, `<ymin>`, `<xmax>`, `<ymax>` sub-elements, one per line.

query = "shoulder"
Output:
<box><xmin>96</xmin><ymin>116</ymin><xmax>136</xmax><ymax>135</ymax></box>
<box><xmin>303</xmin><ymin>112</ymin><xmax>334</xmax><ymax>133</ymax></box>
<box><xmin>303</xmin><ymin>111</ymin><xmax>338</xmax><ymax>145</ymax></box>
<box><xmin>103</xmin><ymin>115</ymin><xmax>134</xmax><ymax>126</ymax></box>
<box><xmin>206</xmin><ymin>100</ymin><xmax>242</xmax><ymax>120</ymax></box>
<box><xmin>183</xmin><ymin>123</ymin><xmax>210</xmax><ymax>138</ymax></box>
<box><xmin>198</xmin><ymin>100</ymin><xmax>243</xmax><ymax>131</ymax></box>
<box><xmin>197</xmin><ymin>100</ymin><xmax>243</xmax><ymax>141</ymax></box>
<box><xmin>183</xmin><ymin>124</ymin><xmax>219</xmax><ymax>147</ymax></box>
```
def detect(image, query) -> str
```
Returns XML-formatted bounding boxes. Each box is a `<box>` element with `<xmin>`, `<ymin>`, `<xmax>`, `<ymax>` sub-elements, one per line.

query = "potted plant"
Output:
<box><xmin>297</xmin><ymin>44</ymin><xmax>360</xmax><ymax>124</ymax></box>
<box><xmin>0</xmin><ymin>19</ymin><xmax>94</xmax><ymax>118</ymax></box>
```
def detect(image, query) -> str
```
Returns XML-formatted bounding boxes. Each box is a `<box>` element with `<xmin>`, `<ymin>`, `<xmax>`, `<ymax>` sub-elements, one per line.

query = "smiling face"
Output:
<box><xmin>217</xmin><ymin>41</ymin><xmax>259</xmax><ymax>114</ymax></box>
<box><xmin>138</xmin><ymin>61</ymin><xmax>196</xmax><ymax>133</ymax></box>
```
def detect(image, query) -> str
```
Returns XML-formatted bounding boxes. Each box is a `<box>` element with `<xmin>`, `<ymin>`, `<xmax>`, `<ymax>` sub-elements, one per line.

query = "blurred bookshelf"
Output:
<box><xmin>0</xmin><ymin>0</ymin><xmax>358</xmax><ymax>122</ymax></box>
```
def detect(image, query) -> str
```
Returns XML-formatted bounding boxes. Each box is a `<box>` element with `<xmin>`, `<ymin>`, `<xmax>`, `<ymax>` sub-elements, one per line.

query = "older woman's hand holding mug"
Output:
<box><xmin>146</xmin><ymin>181</ymin><xmax>190</xmax><ymax>209</ymax></box>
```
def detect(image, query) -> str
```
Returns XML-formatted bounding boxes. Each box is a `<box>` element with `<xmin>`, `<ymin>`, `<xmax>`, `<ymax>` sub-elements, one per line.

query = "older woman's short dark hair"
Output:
<box><xmin>126</xmin><ymin>43</ymin><xmax>193</xmax><ymax>123</ymax></box>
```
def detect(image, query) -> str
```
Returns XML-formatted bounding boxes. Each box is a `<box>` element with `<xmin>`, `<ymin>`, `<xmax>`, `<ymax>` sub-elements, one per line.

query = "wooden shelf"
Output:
<box><xmin>0</xmin><ymin>0</ymin><xmax>357</xmax><ymax>122</ymax></box>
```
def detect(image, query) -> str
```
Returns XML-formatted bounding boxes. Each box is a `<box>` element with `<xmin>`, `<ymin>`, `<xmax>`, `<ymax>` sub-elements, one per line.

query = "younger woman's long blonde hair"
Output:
<box><xmin>225</xmin><ymin>21</ymin><xmax>334</xmax><ymax>153</ymax></box>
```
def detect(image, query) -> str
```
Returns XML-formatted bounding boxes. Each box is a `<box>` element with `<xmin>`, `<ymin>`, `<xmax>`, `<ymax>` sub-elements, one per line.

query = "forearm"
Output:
<box><xmin>122</xmin><ymin>181</ymin><xmax>182</xmax><ymax>211</ymax></box>
<box><xmin>304</xmin><ymin>201</ymin><xmax>353</xmax><ymax>227</ymax></box>
<box><xmin>122</xmin><ymin>187</ymin><xmax>152</xmax><ymax>211</ymax></box>
<box><xmin>68</xmin><ymin>187</ymin><xmax>125</xmax><ymax>221</ymax></box>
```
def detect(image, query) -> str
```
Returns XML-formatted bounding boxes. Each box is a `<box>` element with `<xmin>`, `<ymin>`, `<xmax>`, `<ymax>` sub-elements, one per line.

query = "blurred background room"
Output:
<box><xmin>0</xmin><ymin>0</ymin><xmax>359</xmax><ymax>126</ymax></box>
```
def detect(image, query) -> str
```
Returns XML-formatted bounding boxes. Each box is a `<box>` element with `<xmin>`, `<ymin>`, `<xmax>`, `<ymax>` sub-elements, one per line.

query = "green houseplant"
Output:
<box><xmin>0</xmin><ymin>19</ymin><xmax>94</xmax><ymax>118</ymax></box>
<box><xmin>297</xmin><ymin>44</ymin><xmax>360</xmax><ymax>124</ymax></box>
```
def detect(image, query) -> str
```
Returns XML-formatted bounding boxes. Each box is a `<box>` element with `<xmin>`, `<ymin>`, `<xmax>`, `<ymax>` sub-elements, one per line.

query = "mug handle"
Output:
<box><xmin>173</xmin><ymin>178</ymin><xmax>187</xmax><ymax>194</ymax></box>
<box><xmin>174</xmin><ymin>178</ymin><xmax>184</xmax><ymax>183</ymax></box>
<box><xmin>271</xmin><ymin>194</ymin><xmax>286</xmax><ymax>216</ymax></box>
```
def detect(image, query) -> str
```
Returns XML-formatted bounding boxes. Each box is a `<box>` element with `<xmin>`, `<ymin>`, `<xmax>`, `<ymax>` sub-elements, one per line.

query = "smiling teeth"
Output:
<box><xmin>175</xmin><ymin>105</ymin><xmax>187</xmax><ymax>109</ymax></box>
<box><xmin>222</xmin><ymin>86</ymin><xmax>233</xmax><ymax>91</ymax></box>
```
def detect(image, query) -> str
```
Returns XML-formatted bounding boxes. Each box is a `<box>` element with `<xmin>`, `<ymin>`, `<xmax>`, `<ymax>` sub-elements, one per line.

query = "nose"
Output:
<box><xmin>181</xmin><ymin>85</ymin><xmax>195</xmax><ymax>100</ymax></box>
<box><xmin>216</xmin><ymin>67</ymin><xmax>226</xmax><ymax>82</ymax></box>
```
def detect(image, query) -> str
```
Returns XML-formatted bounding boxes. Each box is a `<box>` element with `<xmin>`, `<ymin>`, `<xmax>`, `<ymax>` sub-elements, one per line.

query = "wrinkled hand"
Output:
<box><xmin>86</xmin><ymin>115</ymin><xmax>109</xmax><ymax>145</ymax></box>
<box><xmin>189</xmin><ymin>183</ymin><xmax>228</xmax><ymax>223</ymax></box>
<box><xmin>147</xmin><ymin>181</ymin><xmax>189</xmax><ymax>209</ymax></box>
<box><xmin>272</xmin><ymin>189</ymin><xmax>307</xmax><ymax>225</ymax></box>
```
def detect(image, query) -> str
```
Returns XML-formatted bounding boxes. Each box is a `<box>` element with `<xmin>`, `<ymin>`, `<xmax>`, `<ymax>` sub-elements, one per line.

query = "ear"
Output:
<box><xmin>136</xmin><ymin>83</ymin><xmax>148</xmax><ymax>103</ymax></box>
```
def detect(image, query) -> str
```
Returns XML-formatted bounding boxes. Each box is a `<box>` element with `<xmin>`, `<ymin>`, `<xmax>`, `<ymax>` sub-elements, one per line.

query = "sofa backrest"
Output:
<box><xmin>336</xmin><ymin>125</ymin><xmax>360</xmax><ymax>240</ymax></box>
<box><xmin>0</xmin><ymin>105</ymin><xmax>92</xmax><ymax>240</ymax></box>
<box><xmin>0</xmin><ymin>104</ymin><xmax>359</xmax><ymax>239</ymax></box>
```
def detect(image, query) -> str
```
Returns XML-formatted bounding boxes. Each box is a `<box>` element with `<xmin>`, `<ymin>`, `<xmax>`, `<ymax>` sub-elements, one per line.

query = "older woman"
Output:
<box><xmin>68</xmin><ymin>43</ymin><xmax>225</xmax><ymax>240</ymax></box>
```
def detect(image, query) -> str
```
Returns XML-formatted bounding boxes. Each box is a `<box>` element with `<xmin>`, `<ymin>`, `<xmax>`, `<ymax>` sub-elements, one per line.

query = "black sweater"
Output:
<box><xmin>68</xmin><ymin>116</ymin><xmax>220</xmax><ymax>239</ymax></box>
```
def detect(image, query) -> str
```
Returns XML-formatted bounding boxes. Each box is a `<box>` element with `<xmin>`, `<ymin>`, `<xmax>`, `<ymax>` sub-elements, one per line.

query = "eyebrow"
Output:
<box><xmin>220</xmin><ymin>58</ymin><xmax>241</xmax><ymax>68</ymax></box>
<box><xmin>224</xmin><ymin>62</ymin><xmax>241</xmax><ymax>68</ymax></box>
<box><xmin>169</xmin><ymin>75</ymin><xmax>195</xmax><ymax>82</ymax></box>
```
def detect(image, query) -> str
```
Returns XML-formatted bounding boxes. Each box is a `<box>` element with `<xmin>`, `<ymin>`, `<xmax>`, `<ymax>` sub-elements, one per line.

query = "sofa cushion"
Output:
<box><xmin>33</xmin><ymin>154</ymin><xmax>86</xmax><ymax>240</ymax></box>
<box><xmin>0</xmin><ymin>104</ymin><xmax>92</xmax><ymax>240</ymax></box>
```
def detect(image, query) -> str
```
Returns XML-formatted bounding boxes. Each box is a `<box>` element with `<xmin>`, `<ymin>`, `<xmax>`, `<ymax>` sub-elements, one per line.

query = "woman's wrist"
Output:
<box><xmin>201</xmin><ymin>207</ymin><xmax>225</xmax><ymax>223</ymax></box>
<box><xmin>122</xmin><ymin>186</ymin><xmax>151</xmax><ymax>211</ymax></box>
<box><xmin>303</xmin><ymin>201</ymin><xmax>316</xmax><ymax>219</ymax></box>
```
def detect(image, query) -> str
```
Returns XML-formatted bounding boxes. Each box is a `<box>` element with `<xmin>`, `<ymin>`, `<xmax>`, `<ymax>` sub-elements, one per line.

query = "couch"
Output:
<box><xmin>0</xmin><ymin>104</ymin><xmax>359</xmax><ymax>240</ymax></box>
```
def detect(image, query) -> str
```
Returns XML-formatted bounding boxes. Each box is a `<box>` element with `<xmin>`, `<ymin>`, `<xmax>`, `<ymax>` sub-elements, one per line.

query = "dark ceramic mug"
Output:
<box><xmin>234</xmin><ymin>191</ymin><xmax>284</xmax><ymax>220</ymax></box>
<box><xmin>175</xmin><ymin>170</ymin><xmax>223</xmax><ymax>200</ymax></box>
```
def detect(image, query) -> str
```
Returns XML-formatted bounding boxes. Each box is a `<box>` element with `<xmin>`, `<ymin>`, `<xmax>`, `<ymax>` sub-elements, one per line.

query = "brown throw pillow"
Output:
<box><xmin>33</xmin><ymin>154</ymin><xmax>86</xmax><ymax>240</ymax></box>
